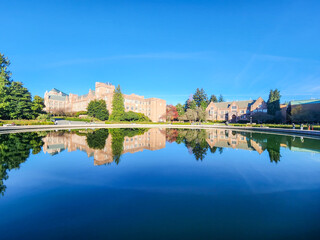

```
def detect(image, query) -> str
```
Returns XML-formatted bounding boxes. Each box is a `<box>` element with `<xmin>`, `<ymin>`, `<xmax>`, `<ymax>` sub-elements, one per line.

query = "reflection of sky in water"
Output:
<box><xmin>1</xmin><ymin>129</ymin><xmax>320</xmax><ymax>239</ymax></box>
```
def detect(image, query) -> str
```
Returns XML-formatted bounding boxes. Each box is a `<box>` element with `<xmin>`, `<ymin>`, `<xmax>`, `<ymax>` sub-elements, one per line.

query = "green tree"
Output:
<box><xmin>0</xmin><ymin>54</ymin><xmax>12</xmax><ymax>119</ymax></box>
<box><xmin>184</xmin><ymin>99</ymin><xmax>197</xmax><ymax>110</ymax></box>
<box><xmin>0</xmin><ymin>53</ymin><xmax>40</xmax><ymax>120</ymax></box>
<box><xmin>267</xmin><ymin>89</ymin><xmax>281</xmax><ymax>115</ymax></box>
<box><xmin>193</xmin><ymin>88</ymin><xmax>208</xmax><ymax>107</ymax></box>
<box><xmin>218</xmin><ymin>94</ymin><xmax>224</xmax><ymax>102</ymax></box>
<box><xmin>209</xmin><ymin>94</ymin><xmax>218</xmax><ymax>103</ymax></box>
<box><xmin>200</xmin><ymin>100</ymin><xmax>207</xmax><ymax>110</ymax></box>
<box><xmin>175</xmin><ymin>103</ymin><xmax>185</xmax><ymax>116</ymax></box>
<box><xmin>87</xmin><ymin>99</ymin><xmax>109</xmax><ymax>120</ymax></box>
<box><xmin>109</xmin><ymin>85</ymin><xmax>125</xmax><ymax>121</ymax></box>
<box><xmin>32</xmin><ymin>96</ymin><xmax>45</xmax><ymax>118</ymax></box>
<box><xmin>8</xmin><ymin>82</ymin><xmax>33</xmax><ymax>119</ymax></box>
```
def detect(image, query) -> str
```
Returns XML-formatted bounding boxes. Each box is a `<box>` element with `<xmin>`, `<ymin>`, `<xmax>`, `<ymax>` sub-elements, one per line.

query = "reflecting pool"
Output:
<box><xmin>1</xmin><ymin>128</ymin><xmax>320</xmax><ymax>239</ymax></box>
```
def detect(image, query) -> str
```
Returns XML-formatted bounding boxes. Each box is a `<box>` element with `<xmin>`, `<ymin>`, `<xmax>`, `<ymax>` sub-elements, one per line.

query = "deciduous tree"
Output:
<box><xmin>166</xmin><ymin>105</ymin><xmax>178</xmax><ymax>121</ymax></box>
<box><xmin>175</xmin><ymin>103</ymin><xmax>185</xmax><ymax>117</ymax></box>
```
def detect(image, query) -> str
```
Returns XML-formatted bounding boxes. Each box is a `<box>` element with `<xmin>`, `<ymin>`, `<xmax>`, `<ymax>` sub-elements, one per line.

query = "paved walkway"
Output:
<box><xmin>1</xmin><ymin>123</ymin><xmax>320</xmax><ymax>139</ymax></box>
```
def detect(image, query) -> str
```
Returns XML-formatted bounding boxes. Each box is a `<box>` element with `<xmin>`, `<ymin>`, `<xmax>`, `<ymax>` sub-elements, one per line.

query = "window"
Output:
<box><xmin>263</xmin><ymin>109</ymin><xmax>267</xmax><ymax>113</ymax></box>
<box><xmin>232</xmin><ymin>106</ymin><xmax>237</xmax><ymax>109</ymax></box>
<box><xmin>211</xmin><ymin>107</ymin><xmax>214</xmax><ymax>110</ymax></box>
<box><xmin>240</xmin><ymin>110</ymin><xmax>244</xmax><ymax>114</ymax></box>
<box><xmin>220</xmin><ymin>111</ymin><xmax>224</xmax><ymax>114</ymax></box>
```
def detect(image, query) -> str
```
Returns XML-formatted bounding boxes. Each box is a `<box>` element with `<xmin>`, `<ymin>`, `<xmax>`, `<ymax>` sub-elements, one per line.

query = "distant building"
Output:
<box><xmin>206</xmin><ymin>97</ymin><xmax>267</xmax><ymax>122</ymax></box>
<box><xmin>287</xmin><ymin>99</ymin><xmax>320</xmax><ymax>123</ymax></box>
<box><xmin>44</xmin><ymin>82</ymin><xmax>166</xmax><ymax>122</ymax></box>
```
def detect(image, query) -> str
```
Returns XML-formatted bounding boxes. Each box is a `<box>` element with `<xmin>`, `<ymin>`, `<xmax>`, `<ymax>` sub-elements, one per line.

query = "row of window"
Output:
<box><xmin>124</xmin><ymin>99</ymin><xmax>150</xmax><ymax>105</ymax></box>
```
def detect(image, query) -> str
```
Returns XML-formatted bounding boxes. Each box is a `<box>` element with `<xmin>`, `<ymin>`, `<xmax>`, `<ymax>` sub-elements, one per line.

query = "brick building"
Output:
<box><xmin>44</xmin><ymin>82</ymin><xmax>166</xmax><ymax>122</ymax></box>
<box><xmin>206</xmin><ymin>97</ymin><xmax>267</xmax><ymax>122</ymax></box>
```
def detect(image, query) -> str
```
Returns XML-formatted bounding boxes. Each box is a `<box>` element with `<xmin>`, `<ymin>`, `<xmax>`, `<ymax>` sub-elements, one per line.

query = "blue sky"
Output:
<box><xmin>1</xmin><ymin>0</ymin><xmax>320</xmax><ymax>105</ymax></box>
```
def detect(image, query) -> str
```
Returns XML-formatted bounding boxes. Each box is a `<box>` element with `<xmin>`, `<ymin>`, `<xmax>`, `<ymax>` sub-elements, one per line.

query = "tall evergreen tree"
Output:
<box><xmin>193</xmin><ymin>88</ymin><xmax>208</xmax><ymax>107</ymax></box>
<box><xmin>218</xmin><ymin>94</ymin><xmax>224</xmax><ymax>102</ymax></box>
<box><xmin>109</xmin><ymin>85</ymin><xmax>125</xmax><ymax>121</ymax></box>
<box><xmin>209</xmin><ymin>94</ymin><xmax>218</xmax><ymax>103</ymax></box>
<box><xmin>0</xmin><ymin>53</ymin><xmax>40</xmax><ymax>120</ymax></box>
<box><xmin>267</xmin><ymin>89</ymin><xmax>281</xmax><ymax>115</ymax></box>
<box><xmin>184</xmin><ymin>99</ymin><xmax>197</xmax><ymax>110</ymax></box>
<box><xmin>8</xmin><ymin>82</ymin><xmax>33</xmax><ymax>119</ymax></box>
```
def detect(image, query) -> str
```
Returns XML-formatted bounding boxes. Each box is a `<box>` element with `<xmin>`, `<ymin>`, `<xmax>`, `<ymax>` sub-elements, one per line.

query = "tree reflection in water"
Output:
<box><xmin>1</xmin><ymin>128</ymin><xmax>319</xmax><ymax>196</ymax></box>
<box><xmin>0</xmin><ymin>132</ymin><xmax>46</xmax><ymax>196</ymax></box>
<box><xmin>109</xmin><ymin>128</ymin><xmax>148</xmax><ymax>164</ymax></box>
<box><xmin>86</xmin><ymin>129</ymin><xmax>109</xmax><ymax>150</ymax></box>
<box><xmin>165</xmin><ymin>129</ymin><xmax>320</xmax><ymax>163</ymax></box>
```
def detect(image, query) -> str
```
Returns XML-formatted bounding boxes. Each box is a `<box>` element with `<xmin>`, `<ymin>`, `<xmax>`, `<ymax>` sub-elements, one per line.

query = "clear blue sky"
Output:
<box><xmin>1</xmin><ymin>0</ymin><xmax>320</xmax><ymax>105</ymax></box>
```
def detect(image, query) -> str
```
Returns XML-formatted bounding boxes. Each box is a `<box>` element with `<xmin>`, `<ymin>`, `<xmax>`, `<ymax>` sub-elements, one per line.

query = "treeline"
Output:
<box><xmin>0</xmin><ymin>53</ymin><xmax>45</xmax><ymax>120</ymax></box>
<box><xmin>167</xmin><ymin>88</ymin><xmax>225</xmax><ymax>122</ymax></box>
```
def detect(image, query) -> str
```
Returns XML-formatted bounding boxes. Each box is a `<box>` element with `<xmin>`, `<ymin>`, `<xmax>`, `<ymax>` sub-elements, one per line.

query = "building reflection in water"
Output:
<box><xmin>41</xmin><ymin>128</ymin><xmax>320</xmax><ymax>165</ymax></box>
<box><xmin>1</xmin><ymin>128</ymin><xmax>320</xmax><ymax>196</ymax></box>
<box><xmin>206</xmin><ymin>129</ymin><xmax>264</xmax><ymax>154</ymax></box>
<box><xmin>42</xmin><ymin>128</ymin><xmax>166</xmax><ymax>165</ymax></box>
<box><xmin>166</xmin><ymin>128</ymin><xmax>320</xmax><ymax>162</ymax></box>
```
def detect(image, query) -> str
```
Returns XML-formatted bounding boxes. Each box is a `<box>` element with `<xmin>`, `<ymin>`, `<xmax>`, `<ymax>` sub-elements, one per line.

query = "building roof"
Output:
<box><xmin>210</xmin><ymin>100</ymin><xmax>255</xmax><ymax>109</ymax></box>
<box><xmin>49</xmin><ymin>95</ymin><xmax>67</xmax><ymax>101</ymax></box>
<box><xmin>290</xmin><ymin>99</ymin><xmax>320</xmax><ymax>106</ymax></box>
<box><xmin>50</xmin><ymin>88</ymin><xmax>68</xmax><ymax>96</ymax></box>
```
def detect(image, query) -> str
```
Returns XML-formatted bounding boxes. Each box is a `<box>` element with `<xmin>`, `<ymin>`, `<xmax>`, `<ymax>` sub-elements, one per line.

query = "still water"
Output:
<box><xmin>1</xmin><ymin>128</ymin><xmax>320</xmax><ymax>239</ymax></box>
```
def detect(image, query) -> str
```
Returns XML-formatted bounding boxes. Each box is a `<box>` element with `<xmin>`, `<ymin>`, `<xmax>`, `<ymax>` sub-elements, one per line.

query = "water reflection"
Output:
<box><xmin>1</xmin><ymin>128</ymin><xmax>320</xmax><ymax>196</ymax></box>
<box><xmin>42</xmin><ymin>128</ymin><xmax>165</xmax><ymax>165</ymax></box>
<box><xmin>0</xmin><ymin>132</ymin><xmax>47</xmax><ymax>195</ymax></box>
<box><xmin>167</xmin><ymin>129</ymin><xmax>320</xmax><ymax>163</ymax></box>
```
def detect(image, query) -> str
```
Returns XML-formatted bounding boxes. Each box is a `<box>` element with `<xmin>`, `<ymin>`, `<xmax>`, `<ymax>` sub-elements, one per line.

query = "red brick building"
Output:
<box><xmin>206</xmin><ymin>97</ymin><xmax>267</xmax><ymax>122</ymax></box>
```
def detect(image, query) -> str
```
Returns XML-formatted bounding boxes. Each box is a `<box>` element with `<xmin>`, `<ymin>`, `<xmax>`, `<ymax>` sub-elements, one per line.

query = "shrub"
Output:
<box><xmin>75</xmin><ymin>111</ymin><xmax>88</xmax><ymax>117</ymax></box>
<box><xmin>119</xmin><ymin>111</ymin><xmax>151</xmax><ymax>122</ymax></box>
<box><xmin>36</xmin><ymin>113</ymin><xmax>51</xmax><ymax>121</ymax></box>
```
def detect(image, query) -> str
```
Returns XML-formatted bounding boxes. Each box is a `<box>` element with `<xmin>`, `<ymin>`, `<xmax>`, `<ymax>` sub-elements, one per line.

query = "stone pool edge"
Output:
<box><xmin>1</xmin><ymin>124</ymin><xmax>320</xmax><ymax>139</ymax></box>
